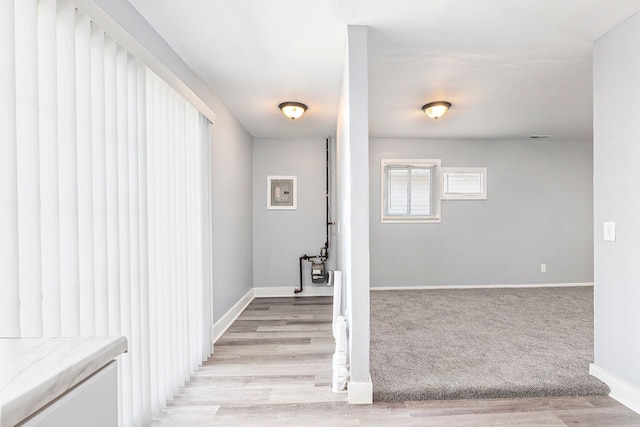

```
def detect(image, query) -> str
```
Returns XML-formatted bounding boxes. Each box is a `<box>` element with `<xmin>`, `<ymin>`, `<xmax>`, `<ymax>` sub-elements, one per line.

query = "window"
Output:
<box><xmin>442</xmin><ymin>167</ymin><xmax>487</xmax><ymax>200</ymax></box>
<box><xmin>381</xmin><ymin>159</ymin><xmax>441</xmax><ymax>223</ymax></box>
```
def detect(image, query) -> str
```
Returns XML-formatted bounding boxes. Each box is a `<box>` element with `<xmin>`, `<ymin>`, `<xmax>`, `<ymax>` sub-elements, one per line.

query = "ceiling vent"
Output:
<box><xmin>529</xmin><ymin>135</ymin><xmax>552</xmax><ymax>139</ymax></box>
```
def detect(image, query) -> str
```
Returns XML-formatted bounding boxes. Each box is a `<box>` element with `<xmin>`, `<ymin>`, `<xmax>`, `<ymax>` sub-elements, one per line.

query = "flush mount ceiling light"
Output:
<box><xmin>279</xmin><ymin>102</ymin><xmax>307</xmax><ymax>120</ymax></box>
<box><xmin>422</xmin><ymin>101</ymin><xmax>451</xmax><ymax>120</ymax></box>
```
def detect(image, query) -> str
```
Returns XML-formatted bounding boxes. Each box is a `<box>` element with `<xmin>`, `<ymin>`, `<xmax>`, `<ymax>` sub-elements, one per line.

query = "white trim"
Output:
<box><xmin>254</xmin><ymin>286</ymin><xmax>334</xmax><ymax>298</ymax></box>
<box><xmin>371</xmin><ymin>282</ymin><xmax>594</xmax><ymax>291</ymax></box>
<box><xmin>590</xmin><ymin>364</ymin><xmax>640</xmax><ymax>415</ymax></box>
<box><xmin>211</xmin><ymin>289</ymin><xmax>254</xmax><ymax>344</ymax></box>
<box><xmin>70</xmin><ymin>0</ymin><xmax>216</xmax><ymax>124</ymax></box>
<box><xmin>348</xmin><ymin>375</ymin><xmax>373</xmax><ymax>404</ymax></box>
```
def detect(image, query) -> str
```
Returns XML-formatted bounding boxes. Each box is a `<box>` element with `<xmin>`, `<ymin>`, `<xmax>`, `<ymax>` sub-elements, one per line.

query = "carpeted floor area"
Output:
<box><xmin>370</xmin><ymin>286</ymin><xmax>610</xmax><ymax>402</ymax></box>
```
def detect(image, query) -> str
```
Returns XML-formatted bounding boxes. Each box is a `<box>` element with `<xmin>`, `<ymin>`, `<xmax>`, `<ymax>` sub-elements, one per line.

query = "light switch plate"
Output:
<box><xmin>604</xmin><ymin>221</ymin><xmax>616</xmax><ymax>242</ymax></box>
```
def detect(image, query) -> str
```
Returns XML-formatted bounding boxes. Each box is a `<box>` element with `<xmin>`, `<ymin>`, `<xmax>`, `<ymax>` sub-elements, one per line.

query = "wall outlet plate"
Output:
<box><xmin>604</xmin><ymin>222</ymin><xmax>616</xmax><ymax>242</ymax></box>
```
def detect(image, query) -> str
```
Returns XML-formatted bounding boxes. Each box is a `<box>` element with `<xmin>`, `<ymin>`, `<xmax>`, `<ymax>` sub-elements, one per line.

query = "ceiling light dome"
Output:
<box><xmin>279</xmin><ymin>102</ymin><xmax>307</xmax><ymax>120</ymax></box>
<box><xmin>422</xmin><ymin>101</ymin><xmax>451</xmax><ymax>120</ymax></box>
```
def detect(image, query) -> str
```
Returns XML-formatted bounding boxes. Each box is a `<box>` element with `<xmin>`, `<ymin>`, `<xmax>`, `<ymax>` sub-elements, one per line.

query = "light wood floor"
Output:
<box><xmin>152</xmin><ymin>296</ymin><xmax>640</xmax><ymax>426</ymax></box>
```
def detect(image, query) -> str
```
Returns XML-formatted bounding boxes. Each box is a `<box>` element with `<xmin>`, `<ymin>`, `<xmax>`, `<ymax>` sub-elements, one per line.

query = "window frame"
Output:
<box><xmin>442</xmin><ymin>167</ymin><xmax>488</xmax><ymax>200</ymax></box>
<box><xmin>381</xmin><ymin>159</ymin><xmax>441</xmax><ymax>223</ymax></box>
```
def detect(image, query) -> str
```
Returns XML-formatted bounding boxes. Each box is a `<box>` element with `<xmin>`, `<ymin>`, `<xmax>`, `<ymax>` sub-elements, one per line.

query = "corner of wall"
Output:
<box><xmin>590</xmin><ymin>364</ymin><xmax>640</xmax><ymax>415</ymax></box>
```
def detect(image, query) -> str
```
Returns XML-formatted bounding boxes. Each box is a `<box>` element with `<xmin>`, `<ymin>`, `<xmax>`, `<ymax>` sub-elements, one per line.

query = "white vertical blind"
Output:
<box><xmin>0</xmin><ymin>1</ymin><xmax>214</xmax><ymax>426</ymax></box>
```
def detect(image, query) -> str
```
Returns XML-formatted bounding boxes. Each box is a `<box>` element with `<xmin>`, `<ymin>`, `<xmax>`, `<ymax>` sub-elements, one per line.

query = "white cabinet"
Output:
<box><xmin>0</xmin><ymin>337</ymin><xmax>127</xmax><ymax>427</ymax></box>
<box><xmin>23</xmin><ymin>361</ymin><xmax>118</xmax><ymax>427</ymax></box>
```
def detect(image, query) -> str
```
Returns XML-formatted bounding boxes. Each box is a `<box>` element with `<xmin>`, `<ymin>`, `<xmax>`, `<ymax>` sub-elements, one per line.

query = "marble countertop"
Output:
<box><xmin>0</xmin><ymin>336</ymin><xmax>127</xmax><ymax>427</ymax></box>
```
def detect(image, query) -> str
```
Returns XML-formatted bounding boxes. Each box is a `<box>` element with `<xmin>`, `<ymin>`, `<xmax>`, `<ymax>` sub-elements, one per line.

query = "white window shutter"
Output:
<box><xmin>388</xmin><ymin>169</ymin><xmax>409</xmax><ymax>215</ymax></box>
<box><xmin>410</xmin><ymin>168</ymin><xmax>431</xmax><ymax>215</ymax></box>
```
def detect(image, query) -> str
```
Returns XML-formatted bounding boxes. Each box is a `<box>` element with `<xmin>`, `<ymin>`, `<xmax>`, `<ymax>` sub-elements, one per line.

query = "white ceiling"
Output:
<box><xmin>128</xmin><ymin>0</ymin><xmax>640</xmax><ymax>140</ymax></box>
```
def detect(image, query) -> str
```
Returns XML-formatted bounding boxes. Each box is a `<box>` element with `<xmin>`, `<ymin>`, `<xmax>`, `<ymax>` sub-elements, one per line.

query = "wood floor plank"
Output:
<box><xmin>152</xmin><ymin>296</ymin><xmax>640</xmax><ymax>426</ymax></box>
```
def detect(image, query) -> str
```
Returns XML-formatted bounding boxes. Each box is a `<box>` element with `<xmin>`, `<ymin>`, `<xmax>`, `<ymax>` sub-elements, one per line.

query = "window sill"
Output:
<box><xmin>381</xmin><ymin>216</ymin><xmax>441</xmax><ymax>224</ymax></box>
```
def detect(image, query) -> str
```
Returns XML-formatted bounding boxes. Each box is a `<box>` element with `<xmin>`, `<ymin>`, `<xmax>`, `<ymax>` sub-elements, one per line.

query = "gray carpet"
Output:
<box><xmin>370</xmin><ymin>286</ymin><xmax>610</xmax><ymax>402</ymax></box>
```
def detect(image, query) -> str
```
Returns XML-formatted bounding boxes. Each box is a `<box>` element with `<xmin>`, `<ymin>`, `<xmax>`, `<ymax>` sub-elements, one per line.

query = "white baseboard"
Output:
<box><xmin>254</xmin><ymin>286</ymin><xmax>334</xmax><ymax>298</ymax></box>
<box><xmin>211</xmin><ymin>289</ymin><xmax>254</xmax><ymax>344</ymax></box>
<box><xmin>348</xmin><ymin>375</ymin><xmax>373</xmax><ymax>404</ymax></box>
<box><xmin>590</xmin><ymin>363</ymin><xmax>640</xmax><ymax>414</ymax></box>
<box><xmin>371</xmin><ymin>282</ymin><xmax>594</xmax><ymax>291</ymax></box>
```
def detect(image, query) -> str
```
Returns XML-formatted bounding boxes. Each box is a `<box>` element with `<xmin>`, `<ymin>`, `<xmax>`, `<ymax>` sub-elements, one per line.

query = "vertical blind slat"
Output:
<box><xmin>137</xmin><ymin>63</ymin><xmax>152</xmax><ymax>426</ymax></box>
<box><xmin>198</xmin><ymin>113</ymin><xmax>207</xmax><ymax>361</ymax></box>
<box><xmin>104</xmin><ymin>34</ymin><xmax>121</xmax><ymax>338</ymax></box>
<box><xmin>75</xmin><ymin>10</ymin><xmax>96</xmax><ymax>336</ymax></box>
<box><xmin>0</xmin><ymin>0</ymin><xmax>21</xmax><ymax>337</ymax></box>
<box><xmin>57</xmin><ymin>0</ymin><xmax>80</xmax><ymax>337</ymax></box>
<box><xmin>146</xmin><ymin>72</ymin><xmax>162</xmax><ymax>413</ymax></box>
<box><xmin>116</xmin><ymin>43</ymin><xmax>134</xmax><ymax>427</ymax></box>
<box><xmin>15</xmin><ymin>0</ymin><xmax>43</xmax><ymax>337</ymax></box>
<box><xmin>200</xmin><ymin>116</ymin><xmax>210</xmax><ymax>359</ymax></box>
<box><xmin>157</xmin><ymin>75</ymin><xmax>171</xmax><ymax>406</ymax></box>
<box><xmin>168</xmin><ymin>89</ymin><xmax>179</xmax><ymax>395</ymax></box>
<box><xmin>127</xmin><ymin>54</ymin><xmax>143</xmax><ymax>427</ymax></box>
<box><xmin>203</xmin><ymin>117</ymin><xmax>213</xmax><ymax>359</ymax></box>
<box><xmin>186</xmin><ymin>109</ymin><xmax>197</xmax><ymax>367</ymax></box>
<box><xmin>90</xmin><ymin>22</ymin><xmax>109</xmax><ymax>337</ymax></box>
<box><xmin>39</xmin><ymin>0</ymin><xmax>62</xmax><ymax>338</ymax></box>
<box><xmin>176</xmin><ymin>100</ymin><xmax>187</xmax><ymax>383</ymax></box>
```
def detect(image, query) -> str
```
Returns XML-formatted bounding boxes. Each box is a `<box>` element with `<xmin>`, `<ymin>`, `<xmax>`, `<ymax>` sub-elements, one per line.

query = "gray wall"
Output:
<box><xmin>593</xmin><ymin>13</ymin><xmax>640</xmax><ymax>389</ymax></box>
<box><xmin>211</xmin><ymin>110</ymin><xmax>253</xmax><ymax>323</ymax></box>
<box><xmin>252</xmin><ymin>138</ymin><xmax>332</xmax><ymax>288</ymax></box>
<box><xmin>93</xmin><ymin>0</ymin><xmax>254</xmax><ymax>323</ymax></box>
<box><xmin>370</xmin><ymin>138</ymin><xmax>594</xmax><ymax>287</ymax></box>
